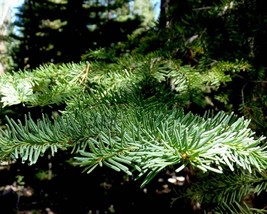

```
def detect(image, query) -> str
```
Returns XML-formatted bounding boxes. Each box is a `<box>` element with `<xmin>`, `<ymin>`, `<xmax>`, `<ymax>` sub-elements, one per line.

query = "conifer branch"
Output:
<box><xmin>0</xmin><ymin>55</ymin><xmax>263</xmax><ymax>212</ymax></box>
<box><xmin>0</xmin><ymin>114</ymin><xmax>70</xmax><ymax>164</ymax></box>
<box><xmin>0</xmin><ymin>103</ymin><xmax>266</xmax><ymax>181</ymax></box>
<box><xmin>184</xmin><ymin>169</ymin><xmax>267</xmax><ymax>205</ymax></box>
<box><xmin>0</xmin><ymin>62</ymin><xmax>89</xmax><ymax>107</ymax></box>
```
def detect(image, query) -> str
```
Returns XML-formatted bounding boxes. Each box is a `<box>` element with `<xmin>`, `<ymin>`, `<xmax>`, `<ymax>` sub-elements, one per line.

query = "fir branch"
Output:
<box><xmin>0</xmin><ymin>114</ymin><xmax>70</xmax><ymax>164</ymax></box>
<box><xmin>73</xmin><ymin>131</ymin><xmax>138</xmax><ymax>175</ymax></box>
<box><xmin>0</xmin><ymin>62</ymin><xmax>89</xmax><ymax>107</ymax></box>
<box><xmin>191</xmin><ymin>169</ymin><xmax>267</xmax><ymax>205</ymax></box>
<box><xmin>69</xmin><ymin>105</ymin><xmax>267</xmax><ymax>187</ymax></box>
<box><xmin>185</xmin><ymin>169</ymin><xmax>267</xmax><ymax>213</ymax></box>
<box><xmin>0</xmin><ymin>98</ymin><xmax>266</xmax><ymax>185</ymax></box>
<box><xmin>0</xmin><ymin>54</ymin><xmax>251</xmax><ymax>109</ymax></box>
<box><xmin>214</xmin><ymin>201</ymin><xmax>267</xmax><ymax>214</ymax></box>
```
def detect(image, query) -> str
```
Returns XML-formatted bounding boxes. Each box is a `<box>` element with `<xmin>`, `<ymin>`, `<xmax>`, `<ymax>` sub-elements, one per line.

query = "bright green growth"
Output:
<box><xmin>0</xmin><ymin>53</ymin><xmax>265</xmax><ymax>213</ymax></box>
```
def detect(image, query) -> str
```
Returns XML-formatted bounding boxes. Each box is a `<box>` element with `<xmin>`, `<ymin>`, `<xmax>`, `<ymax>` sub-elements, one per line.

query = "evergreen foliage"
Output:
<box><xmin>0</xmin><ymin>62</ymin><xmax>88</xmax><ymax>107</ymax></box>
<box><xmin>0</xmin><ymin>52</ymin><xmax>266</xmax><ymax>212</ymax></box>
<box><xmin>0</xmin><ymin>53</ymin><xmax>252</xmax><ymax>109</ymax></box>
<box><xmin>11</xmin><ymin>0</ymin><xmax>142</xmax><ymax>70</ymax></box>
<box><xmin>129</xmin><ymin>0</ymin><xmax>267</xmax><ymax>138</ymax></box>
<box><xmin>1</xmin><ymin>0</ymin><xmax>267</xmax><ymax>212</ymax></box>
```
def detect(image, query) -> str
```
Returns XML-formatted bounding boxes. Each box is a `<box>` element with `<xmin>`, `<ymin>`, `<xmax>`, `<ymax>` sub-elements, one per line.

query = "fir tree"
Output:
<box><xmin>11</xmin><ymin>0</ymin><xmax>141</xmax><ymax>70</ymax></box>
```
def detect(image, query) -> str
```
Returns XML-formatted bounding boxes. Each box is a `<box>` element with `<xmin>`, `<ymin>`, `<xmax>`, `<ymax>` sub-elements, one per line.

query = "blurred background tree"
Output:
<box><xmin>0</xmin><ymin>0</ymin><xmax>17</xmax><ymax>73</ymax></box>
<box><xmin>10</xmin><ymin>0</ymin><xmax>156</xmax><ymax>70</ymax></box>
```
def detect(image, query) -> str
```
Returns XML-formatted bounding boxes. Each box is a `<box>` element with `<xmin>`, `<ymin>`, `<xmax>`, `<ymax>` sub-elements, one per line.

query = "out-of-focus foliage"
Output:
<box><xmin>0</xmin><ymin>5</ymin><xmax>17</xmax><ymax>73</ymax></box>
<box><xmin>11</xmin><ymin>0</ymin><xmax>146</xmax><ymax>70</ymax></box>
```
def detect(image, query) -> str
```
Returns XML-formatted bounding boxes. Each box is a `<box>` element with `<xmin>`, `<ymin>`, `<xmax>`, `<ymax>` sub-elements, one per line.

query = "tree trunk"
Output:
<box><xmin>159</xmin><ymin>0</ymin><xmax>170</xmax><ymax>28</ymax></box>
